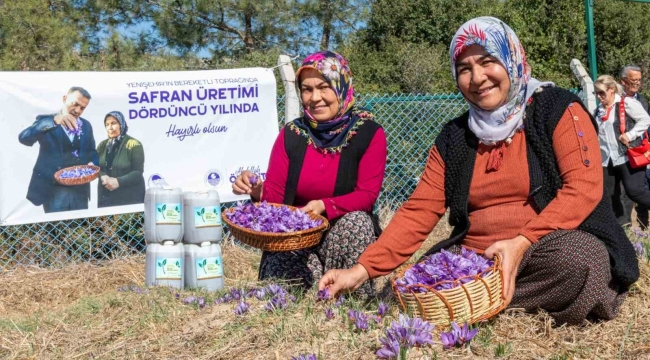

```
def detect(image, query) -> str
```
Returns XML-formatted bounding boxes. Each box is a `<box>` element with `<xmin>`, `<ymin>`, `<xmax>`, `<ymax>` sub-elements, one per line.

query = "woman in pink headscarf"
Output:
<box><xmin>319</xmin><ymin>17</ymin><xmax>638</xmax><ymax>325</ymax></box>
<box><xmin>232</xmin><ymin>51</ymin><xmax>387</xmax><ymax>297</ymax></box>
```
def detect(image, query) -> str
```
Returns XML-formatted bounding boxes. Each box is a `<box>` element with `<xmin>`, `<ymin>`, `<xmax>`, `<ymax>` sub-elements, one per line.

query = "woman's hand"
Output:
<box><xmin>318</xmin><ymin>264</ymin><xmax>370</xmax><ymax>297</ymax></box>
<box><xmin>619</xmin><ymin>133</ymin><xmax>630</xmax><ymax>147</ymax></box>
<box><xmin>483</xmin><ymin>235</ymin><xmax>531</xmax><ymax>306</ymax></box>
<box><xmin>232</xmin><ymin>170</ymin><xmax>263</xmax><ymax>200</ymax></box>
<box><xmin>300</xmin><ymin>200</ymin><xmax>325</xmax><ymax>215</ymax></box>
<box><xmin>102</xmin><ymin>176</ymin><xmax>120</xmax><ymax>191</ymax></box>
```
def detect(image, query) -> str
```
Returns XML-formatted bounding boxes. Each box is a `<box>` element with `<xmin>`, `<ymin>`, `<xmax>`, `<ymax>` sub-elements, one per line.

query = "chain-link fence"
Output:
<box><xmin>0</xmin><ymin>92</ymin><xmax>472</xmax><ymax>269</ymax></box>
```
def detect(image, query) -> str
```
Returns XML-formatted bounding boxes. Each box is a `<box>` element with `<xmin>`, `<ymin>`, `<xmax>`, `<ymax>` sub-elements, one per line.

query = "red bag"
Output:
<box><xmin>619</xmin><ymin>95</ymin><xmax>650</xmax><ymax>169</ymax></box>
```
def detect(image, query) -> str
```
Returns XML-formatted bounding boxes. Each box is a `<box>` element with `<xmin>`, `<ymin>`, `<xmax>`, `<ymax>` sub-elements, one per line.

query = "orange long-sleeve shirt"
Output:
<box><xmin>358</xmin><ymin>104</ymin><xmax>603</xmax><ymax>278</ymax></box>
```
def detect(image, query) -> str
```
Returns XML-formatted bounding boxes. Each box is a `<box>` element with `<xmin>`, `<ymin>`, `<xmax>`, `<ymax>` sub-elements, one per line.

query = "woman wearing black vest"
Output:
<box><xmin>319</xmin><ymin>17</ymin><xmax>639</xmax><ymax>325</ymax></box>
<box><xmin>594</xmin><ymin>75</ymin><xmax>650</xmax><ymax>227</ymax></box>
<box><xmin>232</xmin><ymin>51</ymin><xmax>387</xmax><ymax>297</ymax></box>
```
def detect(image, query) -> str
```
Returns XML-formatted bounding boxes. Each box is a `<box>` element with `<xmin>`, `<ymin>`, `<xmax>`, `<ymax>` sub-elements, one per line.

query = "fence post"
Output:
<box><xmin>277</xmin><ymin>55</ymin><xmax>301</xmax><ymax>124</ymax></box>
<box><xmin>570</xmin><ymin>59</ymin><xmax>597</xmax><ymax>114</ymax></box>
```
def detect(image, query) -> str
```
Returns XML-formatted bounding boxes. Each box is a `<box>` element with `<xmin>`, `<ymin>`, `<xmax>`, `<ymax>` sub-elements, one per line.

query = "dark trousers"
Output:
<box><xmin>633</xmin><ymin>167</ymin><xmax>650</xmax><ymax>228</ymax></box>
<box><xmin>603</xmin><ymin>161</ymin><xmax>650</xmax><ymax>226</ymax></box>
<box><xmin>43</xmin><ymin>185</ymin><xmax>88</xmax><ymax>213</ymax></box>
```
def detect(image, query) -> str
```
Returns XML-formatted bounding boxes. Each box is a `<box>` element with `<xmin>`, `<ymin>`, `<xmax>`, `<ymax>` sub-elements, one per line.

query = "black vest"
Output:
<box><xmin>282</xmin><ymin>119</ymin><xmax>383</xmax><ymax>236</ymax></box>
<box><xmin>427</xmin><ymin>87</ymin><xmax>639</xmax><ymax>290</ymax></box>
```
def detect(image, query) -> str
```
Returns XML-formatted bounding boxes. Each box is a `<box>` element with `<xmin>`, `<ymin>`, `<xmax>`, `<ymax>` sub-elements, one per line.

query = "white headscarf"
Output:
<box><xmin>450</xmin><ymin>17</ymin><xmax>554</xmax><ymax>144</ymax></box>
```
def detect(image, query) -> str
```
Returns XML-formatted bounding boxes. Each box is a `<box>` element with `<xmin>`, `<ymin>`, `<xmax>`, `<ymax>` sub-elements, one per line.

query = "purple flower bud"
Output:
<box><xmin>233</xmin><ymin>301</ymin><xmax>250</xmax><ymax>315</ymax></box>
<box><xmin>324</xmin><ymin>308</ymin><xmax>335</xmax><ymax>320</ymax></box>
<box><xmin>317</xmin><ymin>288</ymin><xmax>330</xmax><ymax>301</ymax></box>
<box><xmin>198</xmin><ymin>297</ymin><xmax>206</xmax><ymax>308</ymax></box>
<box><xmin>377</xmin><ymin>302</ymin><xmax>389</xmax><ymax>317</ymax></box>
<box><xmin>249</xmin><ymin>174</ymin><xmax>259</xmax><ymax>185</ymax></box>
<box><xmin>183</xmin><ymin>296</ymin><xmax>196</xmax><ymax>305</ymax></box>
<box><xmin>291</xmin><ymin>354</ymin><xmax>317</xmax><ymax>360</ymax></box>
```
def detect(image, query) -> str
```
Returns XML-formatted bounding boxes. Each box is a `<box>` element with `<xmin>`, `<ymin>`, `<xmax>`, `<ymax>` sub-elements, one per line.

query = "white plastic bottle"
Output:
<box><xmin>184</xmin><ymin>242</ymin><xmax>224</xmax><ymax>291</ymax></box>
<box><xmin>145</xmin><ymin>241</ymin><xmax>184</xmax><ymax>289</ymax></box>
<box><xmin>144</xmin><ymin>187</ymin><xmax>184</xmax><ymax>243</ymax></box>
<box><xmin>183</xmin><ymin>190</ymin><xmax>222</xmax><ymax>244</ymax></box>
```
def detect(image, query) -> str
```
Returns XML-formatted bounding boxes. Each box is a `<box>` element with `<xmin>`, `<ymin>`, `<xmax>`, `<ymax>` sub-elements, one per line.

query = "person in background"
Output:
<box><xmin>96</xmin><ymin>111</ymin><xmax>145</xmax><ymax>208</ymax></box>
<box><xmin>595</xmin><ymin>75</ymin><xmax>650</xmax><ymax>227</ymax></box>
<box><xmin>19</xmin><ymin>87</ymin><xmax>98</xmax><ymax>213</ymax></box>
<box><xmin>232</xmin><ymin>51</ymin><xmax>387</xmax><ymax>297</ymax></box>
<box><xmin>319</xmin><ymin>17</ymin><xmax>639</xmax><ymax>326</ymax></box>
<box><xmin>619</xmin><ymin>65</ymin><xmax>650</xmax><ymax>228</ymax></box>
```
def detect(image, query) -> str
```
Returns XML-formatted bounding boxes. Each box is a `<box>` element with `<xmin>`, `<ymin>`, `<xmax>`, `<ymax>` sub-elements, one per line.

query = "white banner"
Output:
<box><xmin>0</xmin><ymin>68</ymin><xmax>278</xmax><ymax>226</ymax></box>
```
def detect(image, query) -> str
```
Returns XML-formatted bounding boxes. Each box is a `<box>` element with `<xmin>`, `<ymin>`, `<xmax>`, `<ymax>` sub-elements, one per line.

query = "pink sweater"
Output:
<box><xmin>261</xmin><ymin>127</ymin><xmax>387</xmax><ymax>220</ymax></box>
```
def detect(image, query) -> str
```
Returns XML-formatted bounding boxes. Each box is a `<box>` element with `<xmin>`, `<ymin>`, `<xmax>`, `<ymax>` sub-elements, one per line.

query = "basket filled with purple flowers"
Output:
<box><xmin>391</xmin><ymin>248</ymin><xmax>505</xmax><ymax>327</ymax></box>
<box><xmin>222</xmin><ymin>201</ymin><xmax>328</xmax><ymax>252</ymax></box>
<box><xmin>54</xmin><ymin>165</ymin><xmax>100</xmax><ymax>186</ymax></box>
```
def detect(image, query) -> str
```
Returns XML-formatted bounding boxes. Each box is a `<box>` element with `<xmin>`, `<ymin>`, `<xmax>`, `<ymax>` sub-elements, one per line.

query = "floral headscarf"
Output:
<box><xmin>291</xmin><ymin>51</ymin><xmax>373</xmax><ymax>153</ymax></box>
<box><xmin>450</xmin><ymin>17</ymin><xmax>553</xmax><ymax>145</ymax></box>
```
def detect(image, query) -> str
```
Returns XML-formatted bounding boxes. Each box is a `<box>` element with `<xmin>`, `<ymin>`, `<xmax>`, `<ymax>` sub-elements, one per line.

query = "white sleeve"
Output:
<box><xmin>624</xmin><ymin>97</ymin><xmax>650</xmax><ymax>141</ymax></box>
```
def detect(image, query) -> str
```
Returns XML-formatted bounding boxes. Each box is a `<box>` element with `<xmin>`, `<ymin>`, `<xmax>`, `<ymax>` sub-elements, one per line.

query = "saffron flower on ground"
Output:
<box><xmin>376</xmin><ymin>314</ymin><xmax>435</xmax><ymax>359</ymax></box>
<box><xmin>233</xmin><ymin>301</ymin><xmax>250</xmax><ymax>315</ymax></box>
<box><xmin>324</xmin><ymin>308</ymin><xmax>335</xmax><ymax>320</ymax></box>
<box><xmin>317</xmin><ymin>288</ymin><xmax>330</xmax><ymax>301</ymax></box>
<box><xmin>378</xmin><ymin>302</ymin><xmax>389</xmax><ymax>317</ymax></box>
<box><xmin>633</xmin><ymin>241</ymin><xmax>646</xmax><ymax>258</ymax></box>
<box><xmin>440</xmin><ymin>322</ymin><xmax>479</xmax><ymax>349</ymax></box>
<box><xmin>291</xmin><ymin>354</ymin><xmax>317</xmax><ymax>360</ymax></box>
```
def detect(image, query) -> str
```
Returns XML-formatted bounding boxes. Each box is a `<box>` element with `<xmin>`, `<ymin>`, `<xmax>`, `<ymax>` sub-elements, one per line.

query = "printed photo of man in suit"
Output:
<box><xmin>19</xmin><ymin>87</ymin><xmax>99</xmax><ymax>213</ymax></box>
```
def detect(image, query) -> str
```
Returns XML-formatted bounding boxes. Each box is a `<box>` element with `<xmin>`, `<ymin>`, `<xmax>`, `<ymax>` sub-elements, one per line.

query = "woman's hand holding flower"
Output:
<box><xmin>232</xmin><ymin>170</ymin><xmax>263</xmax><ymax>201</ymax></box>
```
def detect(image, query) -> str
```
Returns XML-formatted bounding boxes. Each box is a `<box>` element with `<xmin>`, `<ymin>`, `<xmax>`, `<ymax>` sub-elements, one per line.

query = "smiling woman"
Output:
<box><xmin>320</xmin><ymin>17</ymin><xmax>639</xmax><ymax>326</ymax></box>
<box><xmin>231</xmin><ymin>51</ymin><xmax>388</xmax><ymax>297</ymax></box>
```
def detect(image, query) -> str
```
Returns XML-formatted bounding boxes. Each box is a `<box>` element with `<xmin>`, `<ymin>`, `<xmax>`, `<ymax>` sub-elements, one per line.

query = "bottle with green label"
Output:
<box><xmin>145</xmin><ymin>241</ymin><xmax>185</xmax><ymax>289</ymax></box>
<box><xmin>183</xmin><ymin>190</ymin><xmax>222</xmax><ymax>244</ymax></box>
<box><xmin>184</xmin><ymin>242</ymin><xmax>224</xmax><ymax>291</ymax></box>
<box><xmin>144</xmin><ymin>187</ymin><xmax>184</xmax><ymax>244</ymax></box>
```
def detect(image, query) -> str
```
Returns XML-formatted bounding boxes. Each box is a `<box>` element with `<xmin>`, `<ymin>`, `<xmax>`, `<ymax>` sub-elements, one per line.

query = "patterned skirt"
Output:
<box><xmin>258</xmin><ymin>211</ymin><xmax>377</xmax><ymax>297</ymax></box>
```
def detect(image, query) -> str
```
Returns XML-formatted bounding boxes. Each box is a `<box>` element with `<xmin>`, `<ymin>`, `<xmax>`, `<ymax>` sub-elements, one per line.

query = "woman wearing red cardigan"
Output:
<box><xmin>233</xmin><ymin>51</ymin><xmax>387</xmax><ymax>297</ymax></box>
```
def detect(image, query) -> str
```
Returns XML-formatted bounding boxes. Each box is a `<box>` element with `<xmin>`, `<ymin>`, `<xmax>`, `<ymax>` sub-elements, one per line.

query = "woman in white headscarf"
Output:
<box><xmin>319</xmin><ymin>17</ymin><xmax>638</xmax><ymax>325</ymax></box>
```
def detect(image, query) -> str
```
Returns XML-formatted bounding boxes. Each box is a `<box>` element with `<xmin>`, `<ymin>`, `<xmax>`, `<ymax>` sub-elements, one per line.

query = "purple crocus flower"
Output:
<box><xmin>440</xmin><ymin>331</ymin><xmax>458</xmax><ymax>349</ymax></box>
<box><xmin>334</xmin><ymin>295</ymin><xmax>344</xmax><ymax>307</ymax></box>
<box><xmin>249</xmin><ymin>174</ymin><xmax>259</xmax><ymax>185</ymax></box>
<box><xmin>347</xmin><ymin>310</ymin><xmax>370</xmax><ymax>332</ymax></box>
<box><xmin>633</xmin><ymin>241</ymin><xmax>646</xmax><ymax>258</ymax></box>
<box><xmin>267</xmin><ymin>284</ymin><xmax>286</xmax><ymax>297</ymax></box>
<box><xmin>197</xmin><ymin>297</ymin><xmax>206</xmax><ymax>309</ymax></box>
<box><xmin>230</xmin><ymin>288</ymin><xmax>242</xmax><ymax>301</ymax></box>
<box><xmin>183</xmin><ymin>296</ymin><xmax>196</xmax><ymax>305</ymax></box>
<box><xmin>452</xmin><ymin>322</ymin><xmax>478</xmax><ymax>346</ymax></box>
<box><xmin>254</xmin><ymin>288</ymin><xmax>267</xmax><ymax>301</ymax></box>
<box><xmin>175</xmin><ymin>293</ymin><xmax>180</xmax><ymax>299</ymax></box>
<box><xmin>378</xmin><ymin>302</ymin><xmax>389</xmax><ymax>317</ymax></box>
<box><xmin>64</xmin><ymin>119</ymin><xmax>83</xmax><ymax>137</ymax></box>
<box><xmin>265</xmin><ymin>295</ymin><xmax>288</xmax><ymax>311</ymax></box>
<box><xmin>290</xmin><ymin>354</ymin><xmax>317</xmax><ymax>360</ymax></box>
<box><xmin>376</xmin><ymin>330</ymin><xmax>401</xmax><ymax>359</ymax></box>
<box><xmin>317</xmin><ymin>288</ymin><xmax>330</xmax><ymax>301</ymax></box>
<box><xmin>233</xmin><ymin>301</ymin><xmax>250</xmax><ymax>315</ymax></box>
<box><xmin>376</xmin><ymin>314</ymin><xmax>435</xmax><ymax>357</ymax></box>
<box><xmin>72</xmin><ymin>150</ymin><xmax>79</xmax><ymax>158</ymax></box>
<box><xmin>324</xmin><ymin>308</ymin><xmax>335</xmax><ymax>320</ymax></box>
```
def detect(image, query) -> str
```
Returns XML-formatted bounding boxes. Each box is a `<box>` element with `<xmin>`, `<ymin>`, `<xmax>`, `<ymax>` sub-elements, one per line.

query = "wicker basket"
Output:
<box><xmin>392</xmin><ymin>254</ymin><xmax>506</xmax><ymax>327</ymax></box>
<box><xmin>54</xmin><ymin>165</ymin><xmax>100</xmax><ymax>186</ymax></box>
<box><xmin>221</xmin><ymin>203</ymin><xmax>329</xmax><ymax>252</ymax></box>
